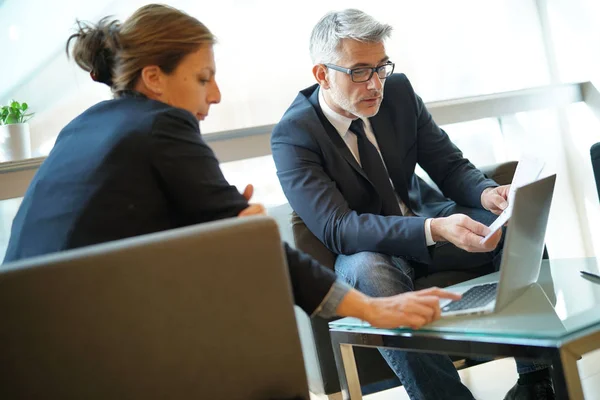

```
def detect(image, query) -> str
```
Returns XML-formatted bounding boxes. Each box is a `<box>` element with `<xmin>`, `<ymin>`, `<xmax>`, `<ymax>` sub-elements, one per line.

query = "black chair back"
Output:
<box><xmin>591</xmin><ymin>142</ymin><xmax>600</xmax><ymax>201</ymax></box>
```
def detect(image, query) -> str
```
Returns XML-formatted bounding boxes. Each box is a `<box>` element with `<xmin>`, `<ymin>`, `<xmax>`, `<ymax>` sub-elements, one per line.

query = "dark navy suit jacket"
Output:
<box><xmin>3</xmin><ymin>92</ymin><xmax>335</xmax><ymax>315</ymax></box>
<box><xmin>271</xmin><ymin>74</ymin><xmax>496</xmax><ymax>264</ymax></box>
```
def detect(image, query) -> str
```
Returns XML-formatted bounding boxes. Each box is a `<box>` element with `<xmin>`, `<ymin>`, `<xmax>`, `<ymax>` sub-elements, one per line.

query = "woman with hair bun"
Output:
<box><xmin>3</xmin><ymin>4</ymin><xmax>459</xmax><ymax>328</ymax></box>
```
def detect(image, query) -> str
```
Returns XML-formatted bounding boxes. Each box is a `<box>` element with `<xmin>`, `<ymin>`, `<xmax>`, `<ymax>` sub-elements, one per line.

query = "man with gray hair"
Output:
<box><xmin>271</xmin><ymin>8</ymin><xmax>554</xmax><ymax>400</ymax></box>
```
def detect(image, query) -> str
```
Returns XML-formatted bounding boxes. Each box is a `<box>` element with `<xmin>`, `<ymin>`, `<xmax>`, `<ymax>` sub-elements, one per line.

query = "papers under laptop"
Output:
<box><xmin>440</xmin><ymin>171</ymin><xmax>555</xmax><ymax>318</ymax></box>
<box><xmin>481</xmin><ymin>156</ymin><xmax>545</xmax><ymax>244</ymax></box>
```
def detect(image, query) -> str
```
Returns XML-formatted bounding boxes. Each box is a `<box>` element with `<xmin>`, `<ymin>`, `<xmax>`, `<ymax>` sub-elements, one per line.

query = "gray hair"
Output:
<box><xmin>309</xmin><ymin>9</ymin><xmax>393</xmax><ymax>64</ymax></box>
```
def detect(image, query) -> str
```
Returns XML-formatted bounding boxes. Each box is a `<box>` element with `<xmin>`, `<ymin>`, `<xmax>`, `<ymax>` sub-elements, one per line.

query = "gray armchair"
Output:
<box><xmin>289</xmin><ymin>161</ymin><xmax>518</xmax><ymax>397</ymax></box>
<box><xmin>0</xmin><ymin>217</ymin><xmax>310</xmax><ymax>400</ymax></box>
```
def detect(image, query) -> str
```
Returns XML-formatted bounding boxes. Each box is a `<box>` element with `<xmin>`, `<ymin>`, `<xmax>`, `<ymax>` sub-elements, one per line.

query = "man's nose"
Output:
<box><xmin>366</xmin><ymin>72</ymin><xmax>383</xmax><ymax>91</ymax></box>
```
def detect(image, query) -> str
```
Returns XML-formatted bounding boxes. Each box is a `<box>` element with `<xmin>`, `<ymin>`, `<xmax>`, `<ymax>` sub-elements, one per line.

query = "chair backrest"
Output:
<box><xmin>291</xmin><ymin>212</ymin><xmax>336</xmax><ymax>270</ymax></box>
<box><xmin>0</xmin><ymin>217</ymin><xmax>309</xmax><ymax>400</ymax></box>
<box><xmin>592</xmin><ymin>142</ymin><xmax>600</xmax><ymax>201</ymax></box>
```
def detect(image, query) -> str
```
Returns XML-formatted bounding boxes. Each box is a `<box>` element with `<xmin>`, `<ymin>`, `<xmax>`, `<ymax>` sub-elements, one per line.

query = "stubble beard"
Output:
<box><xmin>329</xmin><ymin>85</ymin><xmax>383</xmax><ymax>119</ymax></box>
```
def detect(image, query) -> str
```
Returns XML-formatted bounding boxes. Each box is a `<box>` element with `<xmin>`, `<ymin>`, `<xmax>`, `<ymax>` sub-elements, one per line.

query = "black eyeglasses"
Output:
<box><xmin>324</xmin><ymin>62</ymin><xmax>395</xmax><ymax>83</ymax></box>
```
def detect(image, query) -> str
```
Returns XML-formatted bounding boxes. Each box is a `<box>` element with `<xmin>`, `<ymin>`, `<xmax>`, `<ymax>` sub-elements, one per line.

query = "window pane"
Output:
<box><xmin>563</xmin><ymin>102</ymin><xmax>600</xmax><ymax>259</ymax></box>
<box><xmin>442</xmin><ymin>119</ymin><xmax>506</xmax><ymax>167</ymax></box>
<box><xmin>546</xmin><ymin>0</ymin><xmax>600</xmax><ymax>83</ymax></box>
<box><xmin>1</xmin><ymin>0</ymin><xmax>550</xmax><ymax>157</ymax></box>
<box><xmin>219</xmin><ymin>155</ymin><xmax>287</xmax><ymax>208</ymax></box>
<box><xmin>499</xmin><ymin>108</ymin><xmax>595</xmax><ymax>259</ymax></box>
<box><xmin>416</xmin><ymin>118</ymin><xmax>504</xmax><ymax>188</ymax></box>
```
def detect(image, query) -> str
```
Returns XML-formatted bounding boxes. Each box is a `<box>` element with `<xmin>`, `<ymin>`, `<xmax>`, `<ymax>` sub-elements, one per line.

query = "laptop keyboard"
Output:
<box><xmin>442</xmin><ymin>283</ymin><xmax>498</xmax><ymax>312</ymax></box>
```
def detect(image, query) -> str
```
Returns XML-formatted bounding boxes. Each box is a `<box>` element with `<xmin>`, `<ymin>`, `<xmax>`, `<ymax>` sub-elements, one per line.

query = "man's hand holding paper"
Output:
<box><xmin>481</xmin><ymin>185</ymin><xmax>510</xmax><ymax>215</ymax></box>
<box><xmin>480</xmin><ymin>156</ymin><xmax>545</xmax><ymax>244</ymax></box>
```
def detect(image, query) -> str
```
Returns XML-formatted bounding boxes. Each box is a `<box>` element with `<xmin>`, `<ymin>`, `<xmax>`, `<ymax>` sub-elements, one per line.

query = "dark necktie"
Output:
<box><xmin>349</xmin><ymin>119</ymin><xmax>402</xmax><ymax>216</ymax></box>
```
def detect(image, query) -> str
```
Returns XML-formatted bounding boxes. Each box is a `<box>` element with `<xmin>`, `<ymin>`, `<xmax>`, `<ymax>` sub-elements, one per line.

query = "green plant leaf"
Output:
<box><xmin>8</xmin><ymin>109</ymin><xmax>21</xmax><ymax>122</ymax></box>
<box><xmin>1</xmin><ymin>101</ymin><xmax>33</xmax><ymax>124</ymax></box>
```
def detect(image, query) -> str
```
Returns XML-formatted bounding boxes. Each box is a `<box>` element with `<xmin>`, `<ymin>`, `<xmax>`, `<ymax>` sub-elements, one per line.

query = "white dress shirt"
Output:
<box><xmin>318</xmin><ymin>89</ymin><xmax>436</xmax><ymax>246</ymax></box>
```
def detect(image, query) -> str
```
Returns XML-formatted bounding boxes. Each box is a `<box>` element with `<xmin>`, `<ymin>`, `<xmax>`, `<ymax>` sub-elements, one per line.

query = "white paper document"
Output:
<box><xmin>480</xmin><ymin>155</ymin><xmax>545</xmax><ymax>243</ymax></box>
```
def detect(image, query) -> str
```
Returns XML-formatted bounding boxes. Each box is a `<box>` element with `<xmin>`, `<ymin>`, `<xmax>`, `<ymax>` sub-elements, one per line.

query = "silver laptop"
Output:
<box><xmin>440</xmin><ymin>174</ymin><xmax>556</xmax><ymax>317</ymax></box>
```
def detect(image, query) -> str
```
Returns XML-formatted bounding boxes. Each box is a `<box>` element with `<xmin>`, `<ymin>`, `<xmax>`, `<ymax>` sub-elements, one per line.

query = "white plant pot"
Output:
<box><xmin>0</xmin><ymin>123</ymin><xmax>32</xmax><ymax>162</ymax></box>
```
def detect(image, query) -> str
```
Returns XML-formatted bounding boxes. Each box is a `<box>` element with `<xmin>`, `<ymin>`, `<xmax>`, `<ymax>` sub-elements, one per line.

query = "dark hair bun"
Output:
<box><xmin>66</xmin><ymin>17</ymin><xmax>121</xmax><ymax>86</ymax></box>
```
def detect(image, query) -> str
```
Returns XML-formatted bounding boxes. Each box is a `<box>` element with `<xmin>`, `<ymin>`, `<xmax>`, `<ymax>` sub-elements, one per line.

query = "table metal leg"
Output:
<box><xmin>551</xmin><ymin>348</ymin><xmax>584</xmax><ymax>400</ymax></box>
<box><xmin>331</xmin><ymin>332</ymin><xmax>363</xmax><ymax>400</ymax></box>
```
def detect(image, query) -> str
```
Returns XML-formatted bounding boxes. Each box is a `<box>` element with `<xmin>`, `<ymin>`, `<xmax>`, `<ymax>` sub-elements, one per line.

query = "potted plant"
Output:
<box><xmin>0</xmin><ymin>100</ymin><xmax>34</xmax><ymax>161</ymax></box>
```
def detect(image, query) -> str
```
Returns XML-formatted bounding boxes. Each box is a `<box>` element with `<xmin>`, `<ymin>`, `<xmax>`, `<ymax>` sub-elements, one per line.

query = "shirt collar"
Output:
<box><xmin>318</xmin><ymin>87</ymin><xmax>355</xmax><ymax>137</ymax></box>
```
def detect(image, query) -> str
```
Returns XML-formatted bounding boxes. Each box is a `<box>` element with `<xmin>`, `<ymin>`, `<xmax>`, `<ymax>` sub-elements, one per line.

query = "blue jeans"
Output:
<box><xmin>335</xmin><ymin>204</ymin><xmax>548</xmax><ymax>399</ymax></box>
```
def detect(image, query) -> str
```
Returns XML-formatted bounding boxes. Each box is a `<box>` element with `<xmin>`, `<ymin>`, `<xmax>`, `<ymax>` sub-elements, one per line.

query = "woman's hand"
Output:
<box><xmin>242</xmin><ymin>184</ymin><xmax>254</xmax><ymax>201</ymax></box>
<box><xmin>362</xmin><ymin>287</ymin><xmax>462</xmax><ymax>329</ymax></box>
<box><xmin>336</xmin><ymin>287</ymin><xmax>462</xmax><ymax>329</ymax></box>
<box><xmin>238</xmin><ymin>204</ymin><xmax>266</xmax><ymax>217</ymax></box>
<box><xmin>238</xmin><ymin>184</ymin><xmax>266</xmax><ymax>217</ymax></box>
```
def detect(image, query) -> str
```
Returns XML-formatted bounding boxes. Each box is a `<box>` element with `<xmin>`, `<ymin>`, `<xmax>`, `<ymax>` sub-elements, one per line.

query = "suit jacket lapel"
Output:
<box><xmin>368</xmin><ymin>104</ymin><xmax>411</xmax><ymax>206</ymax></box>
<box><xmin>307</xmin><ymin>88</ymin><xmax>369</xmax><ymax>181</ymax></box>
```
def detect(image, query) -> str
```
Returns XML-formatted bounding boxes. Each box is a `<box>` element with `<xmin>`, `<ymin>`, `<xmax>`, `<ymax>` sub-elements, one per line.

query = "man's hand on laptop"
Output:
<box><xmin>430</xmin><ymin>214</ymin><xmax>502</xmax><ymax>252</ymax></box>
<box><xmin>481</xmin><ymin>185</ymin><xmax>510</xmax><ymax>215</ymax></box>
<box><xmin>338</xmin><ymin>287</ymin><xmax>462</xmax><ymax>329</ymax></box>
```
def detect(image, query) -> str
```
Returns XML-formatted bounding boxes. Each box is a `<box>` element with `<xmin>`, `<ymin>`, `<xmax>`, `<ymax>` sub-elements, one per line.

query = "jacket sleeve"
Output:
<box><xmin>271</xmin><ymin>120</ymin><xmax>432</xmax><ymax>264</ymax></box>
<box><xmin>283</xmin><ymin>243</ymin><xmax>338</xmax><ymax>316</ymax></box>
<box><xmin>403</xmin><ymin>78</ymin><xmax>498</xmax><ymax>208</ymax></box>
<box><xmin>149</xmin><ymin>108</ymin><xmax>248</xmax><ymax>223</ymax></box>
<box><xmin>149</xmin><ymin>108</ymin><xmax>338</xmax><ymax>315</ymax></box>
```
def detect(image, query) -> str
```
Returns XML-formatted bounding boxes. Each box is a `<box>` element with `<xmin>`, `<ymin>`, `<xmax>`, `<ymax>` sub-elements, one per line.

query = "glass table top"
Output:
<box><xmin>330</xmin><ymin>258</ymin><xmax>600</xmax><ymax>341</ymax></box>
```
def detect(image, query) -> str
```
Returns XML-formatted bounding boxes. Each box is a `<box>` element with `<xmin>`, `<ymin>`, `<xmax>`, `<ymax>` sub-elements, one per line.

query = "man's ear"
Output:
<box><xmin>139</xmin><ymin>65</ymin><xmax>164</xmax><ymax>96</ymax></box>
<box><xmin>312</xmin><ymin>64</ymin><xmax>331</xmax><ymax>89</ymax></box>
